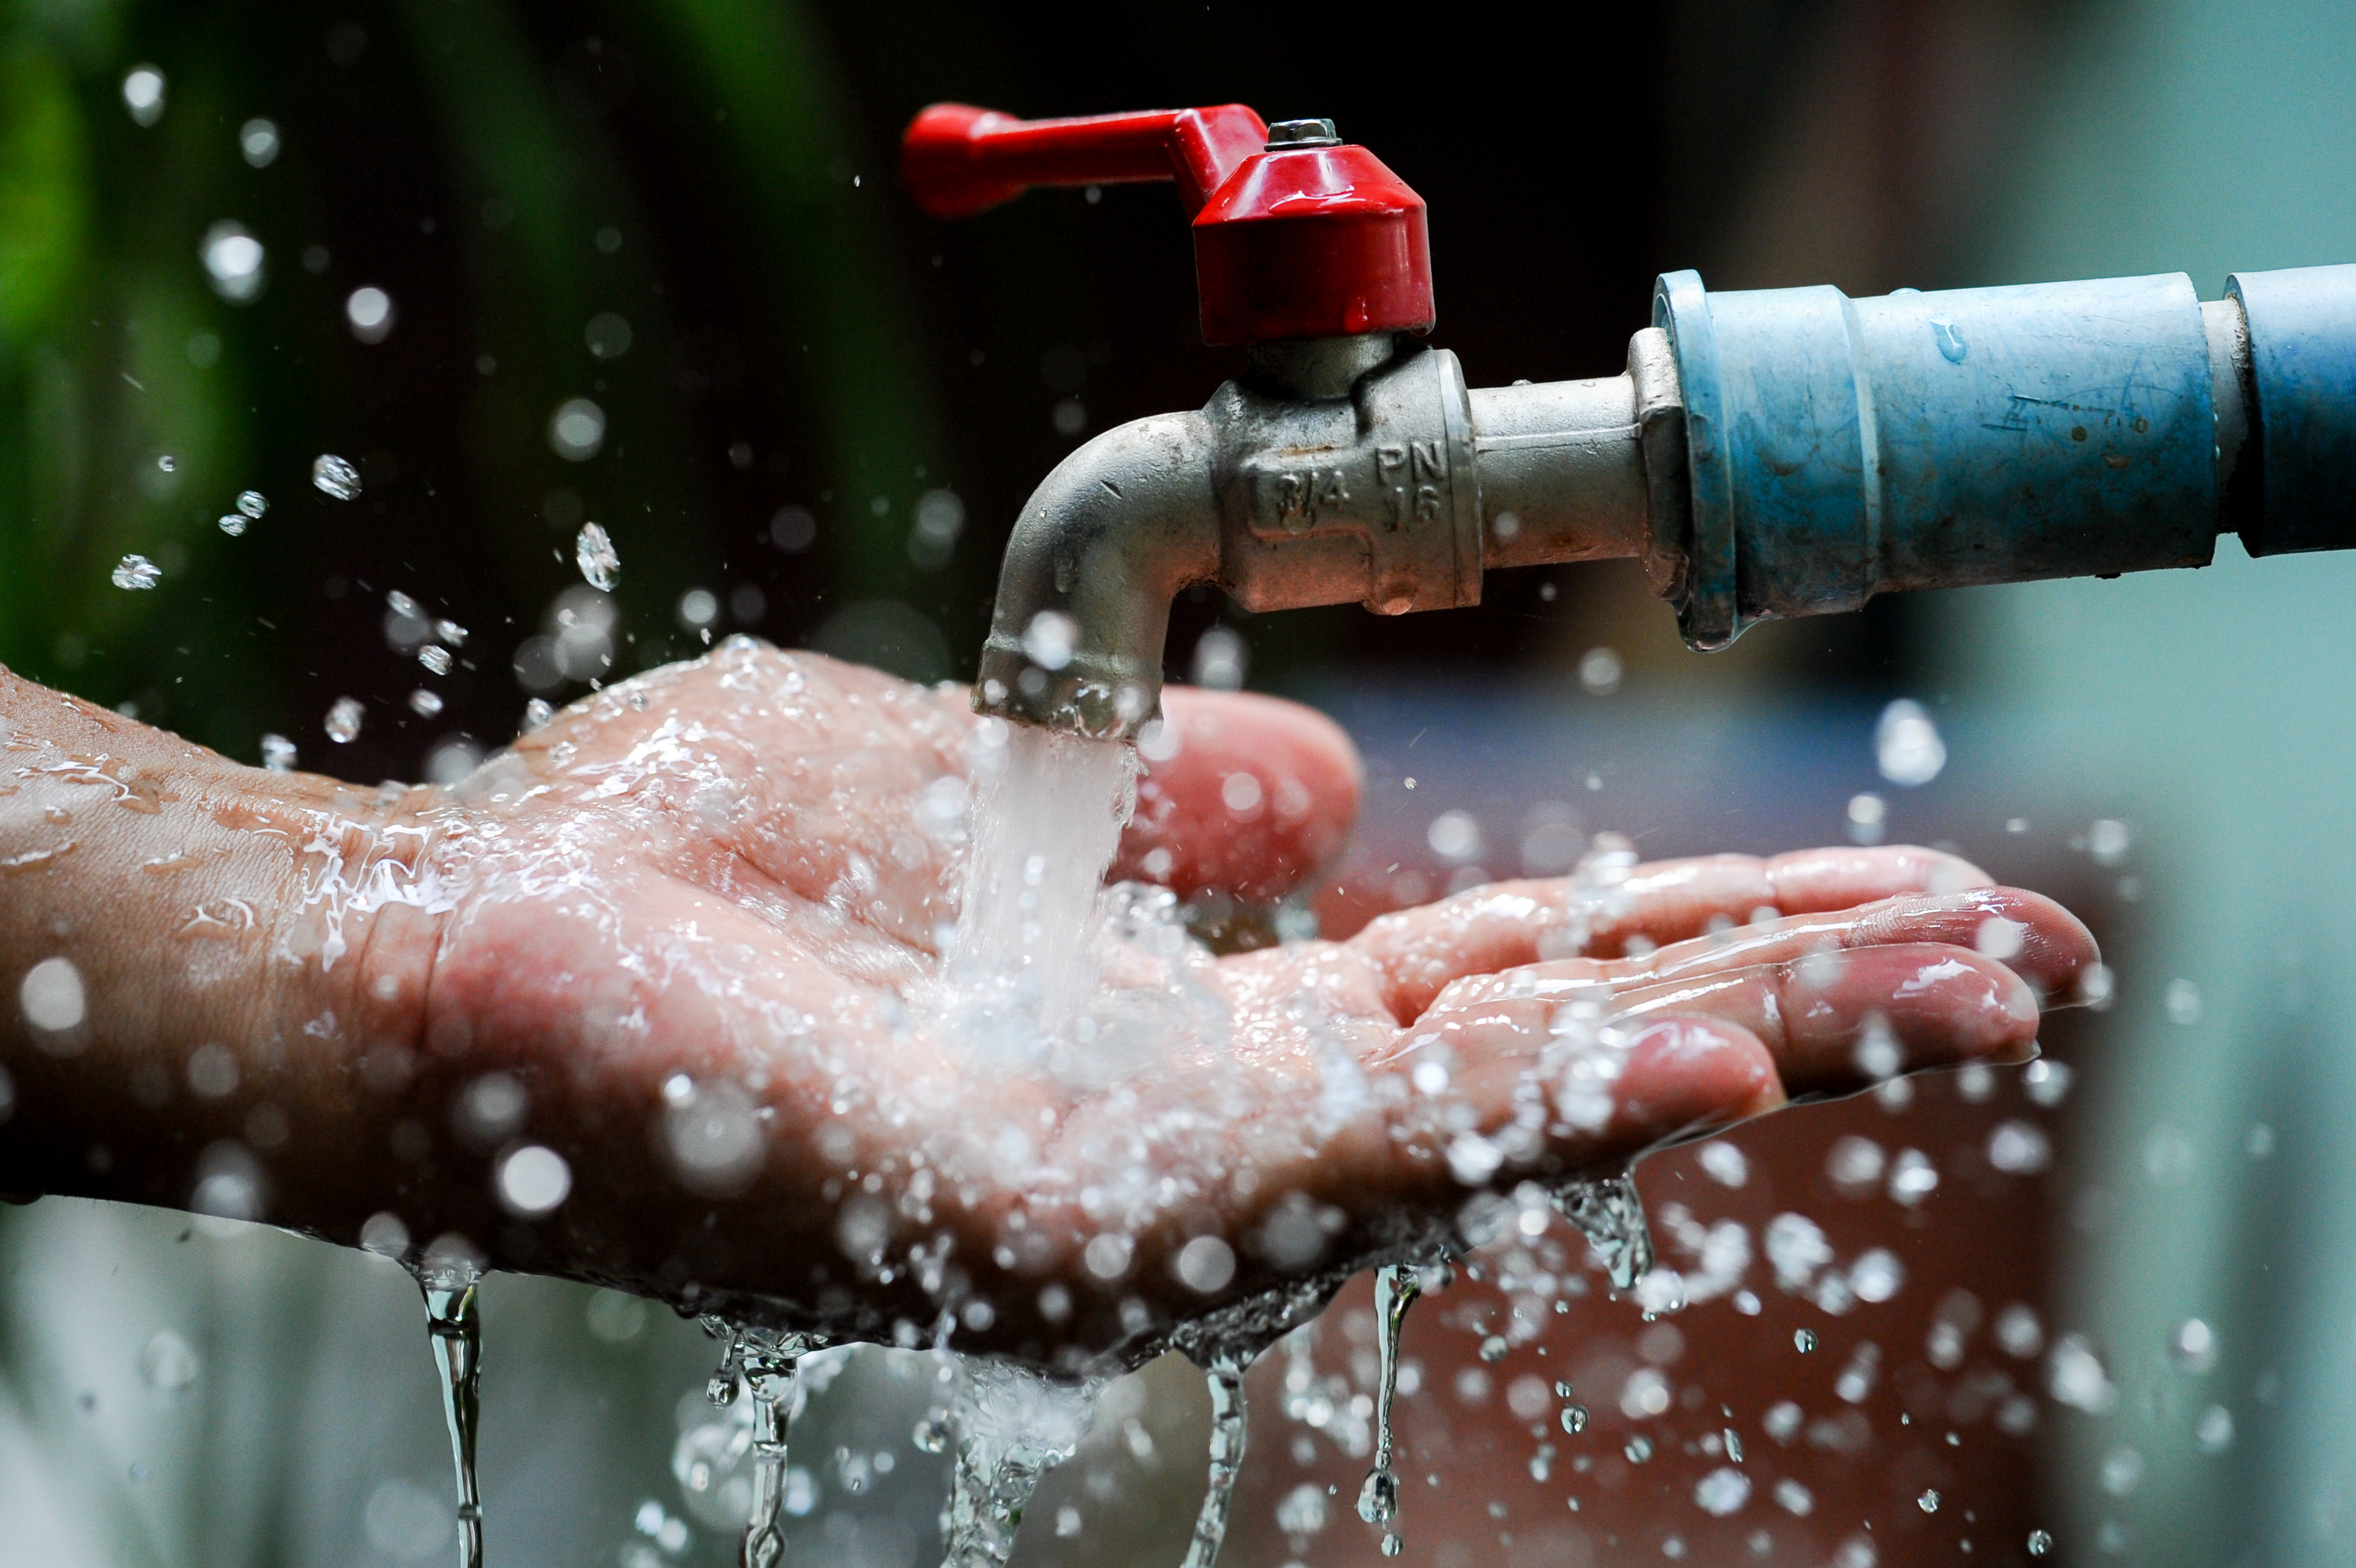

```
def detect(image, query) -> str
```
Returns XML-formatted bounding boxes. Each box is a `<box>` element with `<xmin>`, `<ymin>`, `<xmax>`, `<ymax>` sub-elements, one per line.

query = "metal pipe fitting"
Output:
<box><xmin>972</xmin><ymin>412</ymin><xmax>1222</xmax><ymax>739</ymax></box>
<box><xmin>975</xmin><ymin>261</ymin><xmax>2356</xmax><ymax>740</ymax></box>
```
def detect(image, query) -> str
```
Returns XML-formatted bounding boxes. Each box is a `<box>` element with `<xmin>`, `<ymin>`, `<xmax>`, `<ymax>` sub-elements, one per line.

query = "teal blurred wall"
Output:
<box><xmin>1946</xmin><ymin>1</ymin><xmax>2356</xmax><ymax>1560</ymax></box>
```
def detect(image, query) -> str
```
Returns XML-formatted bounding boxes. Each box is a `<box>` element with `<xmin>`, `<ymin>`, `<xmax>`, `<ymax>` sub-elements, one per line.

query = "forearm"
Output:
<box><xmin>0</xmin><ymin>669</ymin><xmax>425</xmax><ymax>1218</ymax></box>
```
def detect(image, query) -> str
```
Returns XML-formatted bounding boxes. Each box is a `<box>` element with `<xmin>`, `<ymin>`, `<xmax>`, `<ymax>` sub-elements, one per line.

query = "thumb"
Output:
<box><xmin>1112</xmin><ymin>686</ymin><xmax>1361</xmax><ymax>902</ymax></box>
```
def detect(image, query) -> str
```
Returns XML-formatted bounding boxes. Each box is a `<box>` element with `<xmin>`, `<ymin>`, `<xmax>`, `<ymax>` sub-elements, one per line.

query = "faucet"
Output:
<box><xmin>903</xmin><ymin>102</ymin><xmax>2356</xmax><ymax>739</ymax></box>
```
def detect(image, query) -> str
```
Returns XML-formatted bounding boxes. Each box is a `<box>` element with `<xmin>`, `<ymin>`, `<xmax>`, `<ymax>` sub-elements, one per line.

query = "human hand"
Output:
<box><xmin>0</xmin><ymin>646</ymin><xmax>2096</xmax><ymax>1367</ymax></box>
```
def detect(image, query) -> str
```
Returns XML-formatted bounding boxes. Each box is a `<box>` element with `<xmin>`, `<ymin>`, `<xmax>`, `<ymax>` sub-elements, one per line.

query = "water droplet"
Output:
<box><xmin>576</xmin><ymin>522</ymin><xmax>619</xmax><ymax>590</ymax></box>
<box><xmin>201</xmin><ymin>222</ymin><xmax>265</xmax><ymax>303</ymax></box>
<box><xmin>1022</xmin><ymin>610</ymin><xmax>1078</xmax><ymax>671</ymax></box>
<box><xmin>122</xmin><ymin>65</ymin><xmax>167</xmax><ymax>125</ymax></box>
<box><xmin>1624</xmin><ymin>1436</ymin><xmax>1654</xmax><ymax>1463</ymax></box>
<box><xmin>1918</xmin><ymin>1489</ymin><xmax>1941</xmax><ymax>1513</ymax></box>
<box><xmin>585</xmin><ymin>312</ymin><xmax>633</xmax><ymax>360</ymax></box>
<box><xmin>347</xmin><ymin>285</ymin><xmax>396</xmax><ymax>344</ymax></box>
<box><xmin>494</xmin><ymin>1144</ymin><xmax>570</xmax><ymax>1216</ymax></box>
<box><xmin>1794</xmin><ymin>1329</ymin><xmax>1817</xmax><ymax>1354</ymax></box>
<box><xmin>239</xmin><ymin>118</ymin><xmax>280</xmax><ymax>167</ymax></box>
<box><xmin>2195</xmin><ymin>1403</ymin><xmax>2234</xmax><ymax>1454</ymax></box>
<box><xmin>260</xmin><ymin>734</ymin><xmax>297</xmax><ymax>772</ymax></box>
<box><xmin>1847</xmin><ymin>791</ymin><xmax>1886</xmax><ymax>844</ymax></box>
<box><xmin>1276</xmin><ymin>1481</ymin><xmax>1328</xmax><ymax>1536</ymax></box>
<box><xmin>1578</xmin><ymin>646</ymin><xmax>1622</xmax><ymax>695</ymax></box>
<box><xmin>1875</xmin><ymin>699</ymin><xmax>1945</xmax><ymax>785</ymax></box>
<box><xmin>312</xmin><ymin>454</ymin><xmax>362</xmax><ymax>500</ymax></box>
<box><xmin>1176</xmin><ymin>1234</ymin><xmax>1236</xmax><ymax>1294</ymax></box>
<box><xmin>1931</xmin><ymin>316</ymin><xmax>1968</xmax><ymax>364</ymax></box>
<box><xmin>1427</xmin><ymin>810</ymin><xmax>1483</xmax><ymax>862</ymax></box>
<box><xmin>1696</xmin><ymin>1467</ymin><xmax>1751</xmax><ymax>1516</ymax></box>
<box><xmin>549</xmin><ymin>397</ymin><xmax>607</xmax><ymax>461</ymax></box>
<box><xmin>325</xmin><ymin>696</ymin><xmax>363</xmax><ymax>744</ymax></box>
<box><xmin>1478</xmin><ymin>1335</ymin><xmax>1508</xmax><ymax>1363</ymax></box>
<box><xmin>217</xmin><ymin>513</ymin><xmax>248</xmax><ymax>537</ymax></box>
<box><xmin>419</xmin><ymin>645</ymin><xmax>453</xmax><ymax>676</ymax></box>
<box><xmin>2172</xmin><ymin>1317</ymin><xmax>2218</xmax><ymax>1373</ymax></box>
<box><xmin>1561</xmin><ymin>1403</ymin><xmax>1588</xmax><ymax>1433</ymax></box>
<box><xmin>112</xmin><ymin>554</ymin><xmax>161</xmax><ymax>590</ymax></box>
<box><xmin>1192</xmin><ymin>626</ymin><xmax>1247</xmax><ymax>690</ymax></box>
<box><xmin>2027</xmin><ymin>1529</ymin><xmax>2054</xmax><ymax>1556</ymax></box>
<box><xmin>1988</xmin><ymin>1120</ymin><xmax>2052</xmax><ymax>1174</ymax></box>
<box><xmin>139</xmin><ymin>1329</ymin><xmax>201</xmax><ymax>1391</ymax></box>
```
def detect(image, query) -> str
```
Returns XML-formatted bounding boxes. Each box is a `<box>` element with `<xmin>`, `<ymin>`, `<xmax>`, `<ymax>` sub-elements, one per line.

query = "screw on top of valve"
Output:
<box><xmin>1264</xmin><ymin>118</ymin><xmax>1341</xmax><ymax>148</ymax></box>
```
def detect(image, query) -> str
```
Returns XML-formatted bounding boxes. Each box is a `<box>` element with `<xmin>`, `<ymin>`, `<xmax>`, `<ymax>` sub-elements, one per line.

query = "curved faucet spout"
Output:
<box><xmin>974</xmin><ymin>411</ymin><xmax>1221</xmax><ymax>739</ymax></box>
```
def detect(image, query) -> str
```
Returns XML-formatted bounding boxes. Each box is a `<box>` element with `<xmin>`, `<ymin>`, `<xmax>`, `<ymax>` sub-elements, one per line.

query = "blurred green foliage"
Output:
<box><xmin>0</xmin><ymin>0</ymin><xmax>941</xmax><ymax>776</ymax></box>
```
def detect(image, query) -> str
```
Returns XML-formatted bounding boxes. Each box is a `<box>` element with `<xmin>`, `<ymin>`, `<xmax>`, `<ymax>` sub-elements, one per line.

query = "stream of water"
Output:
<box><xmin>410</xmin><ymin>1255</ymin><xmax>486</xmax><ymax>1568</ymax></box>
<box><xmin>947</xmin><ymin>723</ymin><xmax>1140</xmax><ymax>1034</ymax></box>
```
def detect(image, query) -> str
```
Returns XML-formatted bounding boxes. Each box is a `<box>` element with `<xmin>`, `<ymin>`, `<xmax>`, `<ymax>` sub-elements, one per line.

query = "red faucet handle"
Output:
<box><xmin>901</xmin><ymin>104</ymin><xmax>1270</xmax><ymax>218</ymax></box>
<box><xmin>902</xmin><ymin>102</ymin><xmax>1435</xmax><ymax>348</ymax></box>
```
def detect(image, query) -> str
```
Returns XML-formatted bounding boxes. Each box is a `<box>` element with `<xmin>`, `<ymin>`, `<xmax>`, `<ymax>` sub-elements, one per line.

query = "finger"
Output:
<box><xmin>1442</xmin><ymin>1014</ymin><xmax>1788</xmax><ymax>1151</ymax></box>
<box><xmin>1424</xmin><ymin>886</ymin><xmax>2098</xmax><ymax>1014</ymax></box>
<box><xmin>1349</xmin><ymin>844</ymin><xmax>1992</xmax><ymax>1020</ymax></box>
<box><xmin>1113</xmin><ymin>686</ymin><xmax>1361</xmax><ymax>902</ymax></box>
<box><xmin>1611</xmin><ymin>943</ymin><xmax>2040</xmax><ymax>1095</ymax></box>
<box><xmin>1384</xmin><ymin>942</ymin><xmax>2034</xmax><ymax>1097</ymax></box>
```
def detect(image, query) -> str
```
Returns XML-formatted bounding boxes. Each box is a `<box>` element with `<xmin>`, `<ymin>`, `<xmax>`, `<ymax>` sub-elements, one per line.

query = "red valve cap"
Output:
<box><xmin>1192</xmin><ymin>142</ymin><xmax>1433</xmax><ymax>345</ymax></box>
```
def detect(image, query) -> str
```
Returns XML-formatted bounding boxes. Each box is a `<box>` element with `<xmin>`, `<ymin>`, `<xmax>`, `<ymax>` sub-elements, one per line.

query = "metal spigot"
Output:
<box><xmin>906</xmin><ymin>102</ymin><xmax>2356</xmax><ymax>738</ymax></box>
<box><xmin>903</xmin><ymin>102</ymin><xmax>1657</xmax><ymax>737</ymax></box>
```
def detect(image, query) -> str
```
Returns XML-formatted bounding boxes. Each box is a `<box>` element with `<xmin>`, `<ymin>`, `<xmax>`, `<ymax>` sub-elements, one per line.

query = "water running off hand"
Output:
<box><xmin>411</xmin><ymin>1254</ymin><xmax>486</xmax><ymax>1568</ymax></box>
<box><xmin>1356</xmin><ymin>1263</ymin><xmax>1425</xmax><ymax>1558</ymax></box>
<box><xmin>700</xmin><ymin>1318</ymin><xmax>819</xmax><ymax>1568</ymax></box>
<box><xmin>1178</xmin><ymin>1355</ymin><xmax>1249</xmax><ymax>1568</ymax></box>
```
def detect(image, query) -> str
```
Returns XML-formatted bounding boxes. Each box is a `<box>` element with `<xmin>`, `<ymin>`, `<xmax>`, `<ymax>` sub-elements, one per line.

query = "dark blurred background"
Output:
<box><xmin>0</xmin><ymin>0</ymin><xmax>2020</xmax><ymax>780</ymax></box>
<box><xmin>13</xmin><ymin>2</ymin><xmax>2356</xmax><ymax>1566</ymax></box>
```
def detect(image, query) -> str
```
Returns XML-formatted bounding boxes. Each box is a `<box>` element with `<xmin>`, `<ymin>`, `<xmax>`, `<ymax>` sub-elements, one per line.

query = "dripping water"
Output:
<box><xmin>1356</xmin><ymin>1263</ymin><xmax>1423</xmax><ymax>1557</ymax></box>
<box><xmin>1550</xmin><ymin>1169</ymin><xmax>1655</xmax><ymax>1291</ymax></box>
<box><xmin>411</xmin><ymin>1257</ymin><xmax>486</xmax><ymax>1568</ymax></box>
<box><xmin>702</xmin><ymin>1318</ymin><xmax>748</xmax><ymax>1403</ymax></box>
<box><xmin>735</xmin><ymin>1331</ymin><xmax>816</xmax><ymax>1568</ymax></box>
<box><xmin>1178</xmin><ymin>1354</ymin><xmax>1247</xmax><ymax>1568</ymax></box>
<box><xmin>940</xmin><ymin>1360</ymin><xmax>1101</xmax><ymax>1568</ymax></box>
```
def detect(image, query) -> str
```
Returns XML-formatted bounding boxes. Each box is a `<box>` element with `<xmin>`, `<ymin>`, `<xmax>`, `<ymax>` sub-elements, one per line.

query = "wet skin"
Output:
<box><xmin>0</xmin><ymin>645</ymin><xmax>2097</xmax><ymax>1364</ymax></box>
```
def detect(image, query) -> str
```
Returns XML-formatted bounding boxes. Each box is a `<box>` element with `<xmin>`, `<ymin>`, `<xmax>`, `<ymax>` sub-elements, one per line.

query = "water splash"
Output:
<box><xmin>940</xmin><ymin>1361</ymin><xmax>1101</xmax><ymax>1568</ymax></box>
<box><xmin>1178</xmin><ymin>1354</ymin><xmax>1248</xmax><ymax>1568</ymax></box>
<box><xmin>411</xmin><ymin>1253</ymin><xmax>486</xmax><ymax>1568</ymax></box>
<box><xmin>1550</xmin><ymin>1170</ymin><xmax>1655</xmax><ymax>1291</ymax></box>
<box><xmin>1356</xmin><ymin>1263</ymin><xmax>1423</xmax><ymax>1556</ymax></box>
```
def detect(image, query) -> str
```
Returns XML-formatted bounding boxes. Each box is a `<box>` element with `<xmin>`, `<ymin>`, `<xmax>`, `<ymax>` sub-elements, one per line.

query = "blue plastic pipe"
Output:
<box><xmin>1649</xmin><ymin>262</ymin><xmax>2356</xmax><ymax>648</ymax></box>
